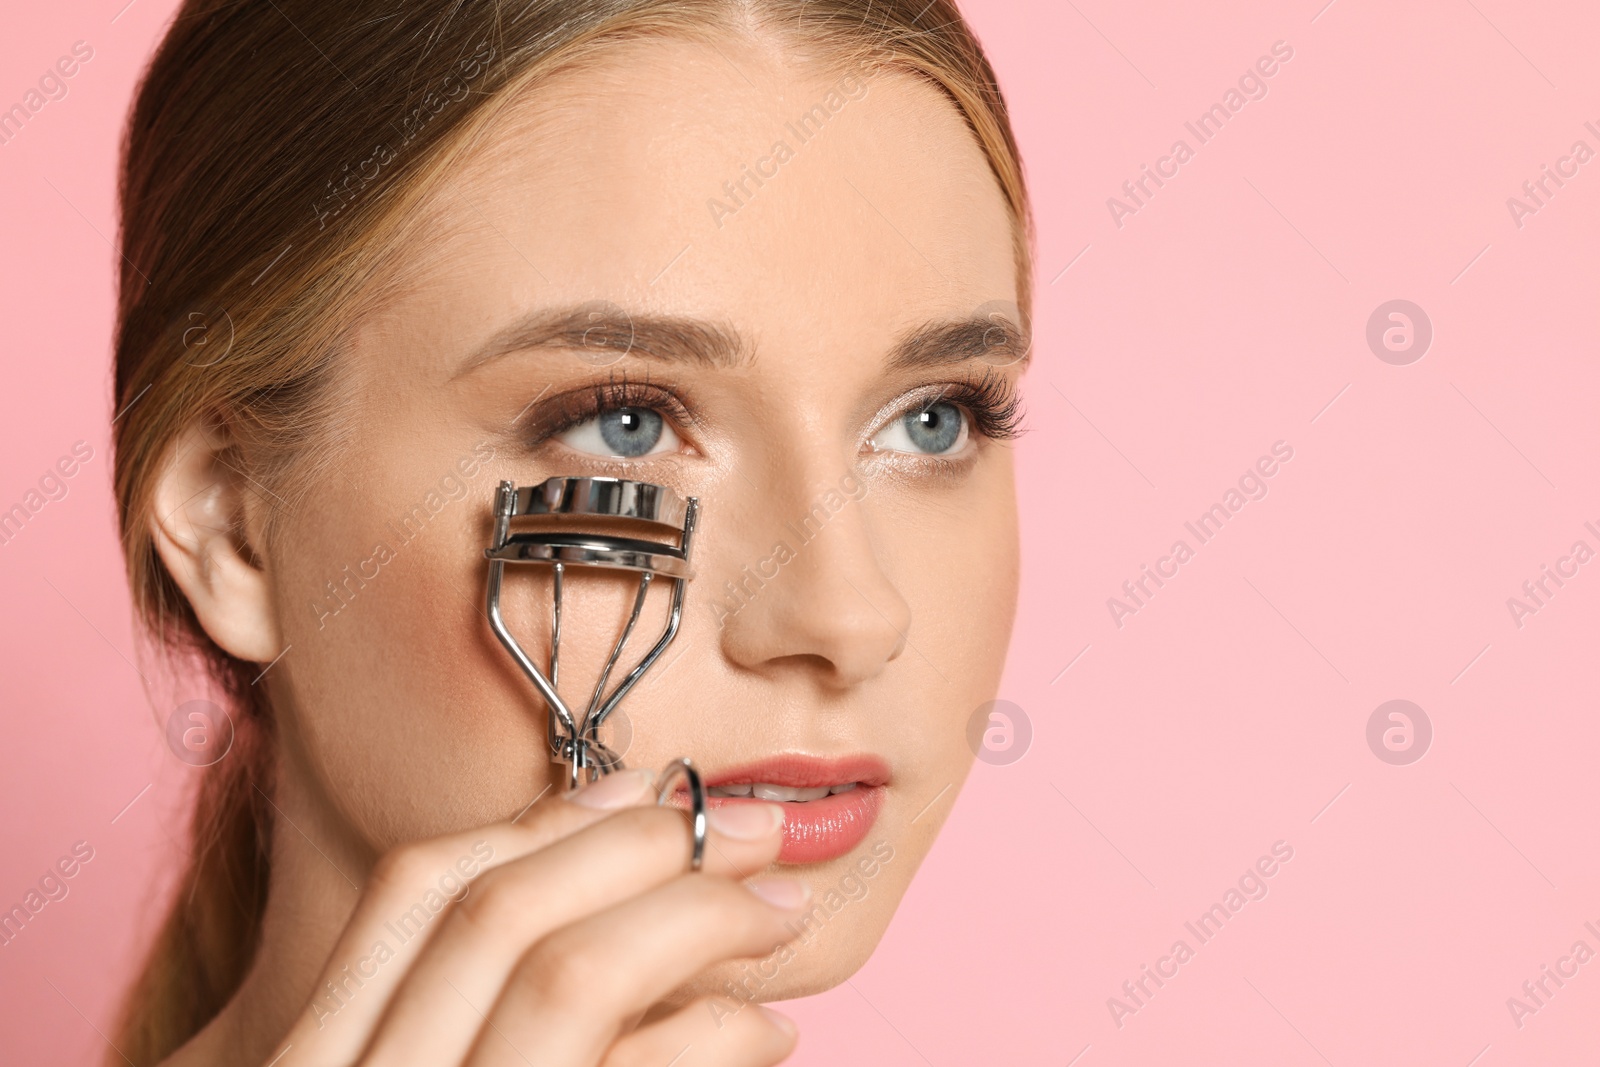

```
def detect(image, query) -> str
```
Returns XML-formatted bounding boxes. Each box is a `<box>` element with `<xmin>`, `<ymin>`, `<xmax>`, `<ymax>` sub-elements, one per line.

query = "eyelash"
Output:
<box><xmin>520</xmin><ymin>375</ymin><xmax>693</xmax><ymax>447</ymax></box>
<box><xmin>517</xmin><ymin>369</ymin><xmax>1025</xmax><ymax>452</ymax></box>
<box><xmin>902</xmin><ymin>367</ymin><xmax>1025</xmax><ymax>443</ymax></box>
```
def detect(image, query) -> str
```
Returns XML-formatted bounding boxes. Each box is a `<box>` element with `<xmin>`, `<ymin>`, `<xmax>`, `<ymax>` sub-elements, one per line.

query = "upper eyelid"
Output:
<box><xmin>865</xmin><ymin>383</ymin><xmax>965</xmax><ymax>434</ymax></box>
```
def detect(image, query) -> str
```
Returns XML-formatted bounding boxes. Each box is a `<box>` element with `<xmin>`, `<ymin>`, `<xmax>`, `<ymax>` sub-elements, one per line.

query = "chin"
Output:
<box><xmin>692</xmin><ymin>841</ymin><xmax>907</xmax><ymax>1010</ymax></box>
<box><xmin>683</xmin><ymin>903</ymin><xmax>886</xmax><ymax>1008</ymax></box>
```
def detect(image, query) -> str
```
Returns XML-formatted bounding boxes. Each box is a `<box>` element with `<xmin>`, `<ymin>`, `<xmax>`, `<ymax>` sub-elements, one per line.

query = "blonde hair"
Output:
<box><xmin>109</xmin><ymin>1</ymin><xmax>1032</xmax><ymax>1060</ymax></box>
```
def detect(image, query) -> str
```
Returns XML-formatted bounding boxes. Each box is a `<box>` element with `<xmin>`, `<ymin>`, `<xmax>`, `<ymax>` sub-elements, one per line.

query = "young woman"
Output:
<box><xmin>110</xmin><ymin>1</ymin><xmax>1032</xmax><ymax>1063</ymax></box>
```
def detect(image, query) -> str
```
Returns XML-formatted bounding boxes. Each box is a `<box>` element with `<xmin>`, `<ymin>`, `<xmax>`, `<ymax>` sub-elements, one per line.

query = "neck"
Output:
<box><xmin>162</xmin><ymin>735</ymin><xmax>371</xmax><ymax>1066</ymax></box>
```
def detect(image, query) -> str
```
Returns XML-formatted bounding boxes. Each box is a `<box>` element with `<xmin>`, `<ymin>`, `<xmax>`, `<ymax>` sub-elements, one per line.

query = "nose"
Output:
<box><xmin>715</xmin><ymin>472</ymin><xmax>910</xmax><ymax>689</ymax></box>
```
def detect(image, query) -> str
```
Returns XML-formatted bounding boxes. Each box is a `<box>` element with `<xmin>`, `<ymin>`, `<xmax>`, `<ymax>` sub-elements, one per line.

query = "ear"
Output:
<box><xmin>148</xmin><ymin>418</ymin><xmax>283</xmax><ymax>663</ymax></box>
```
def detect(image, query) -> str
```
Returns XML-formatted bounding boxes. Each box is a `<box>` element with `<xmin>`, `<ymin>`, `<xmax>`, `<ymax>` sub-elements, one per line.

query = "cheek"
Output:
<box><xmin>271</xmin><ymin>479</ymin><xmax>550</xmax><ymax>846</ymax></box>
<box><xmin>858</xmin><ymin>453</ymin><xmax>1018</xmax><ymax>857</ymax></box>
<box><xmin>270</xmin><ymin>474</ymin><xmax>692</xmax><ymax>847</ymax></box>
<box><xmin>889</xmin><ymin>455</ymin><xmax>1019</xmax><ymax>717</ymax></box>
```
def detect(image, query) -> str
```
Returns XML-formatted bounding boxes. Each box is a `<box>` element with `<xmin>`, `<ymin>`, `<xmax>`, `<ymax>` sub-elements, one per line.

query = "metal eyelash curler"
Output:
<box><xmin>484</xmin><ymin>476</ymin><xmax>709</xmax><ymax>868</ymax></box>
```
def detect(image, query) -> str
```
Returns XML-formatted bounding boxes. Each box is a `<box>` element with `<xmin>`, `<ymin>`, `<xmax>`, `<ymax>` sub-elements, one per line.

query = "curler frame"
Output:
<box><xmin>484</xmin><ymin>475</ymin><xmax>708</xmax><ymax>867</ymax></box>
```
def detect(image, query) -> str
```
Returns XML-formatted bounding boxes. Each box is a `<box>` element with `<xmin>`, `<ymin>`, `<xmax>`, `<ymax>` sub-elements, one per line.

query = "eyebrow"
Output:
<box><xmin>887</xmin><ymin>316</ymin><xmax>1031</xmax><ymax>371</ymax></box>
<box><xmin>453</xmin><ymin>306</ymin><xmax>748</xmax><ymax>378</ymax></box>
<box><xmin>454</xmin><ymin>305</ymin><xmax>1030</xmax><ymax>378</ymax></box>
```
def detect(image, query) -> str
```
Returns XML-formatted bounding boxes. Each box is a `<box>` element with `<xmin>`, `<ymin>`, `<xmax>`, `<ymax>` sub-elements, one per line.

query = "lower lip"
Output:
<box><xmin>704</xmin><ymin>786</ymin><xmax>885</xmax><ymax>864</ymax></box>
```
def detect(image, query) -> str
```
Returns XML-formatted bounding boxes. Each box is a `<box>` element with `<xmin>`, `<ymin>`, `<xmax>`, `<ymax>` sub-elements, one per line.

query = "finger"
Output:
<box><xmin>361</xmin><ymin>801</ymin><xmax>786</xmax><ymax>1066</ymax></box>
<box><xmin>271</xmin><ymin>767</ymin><xmax>658</xmax><ymax>1064</ymax></box>
<box><xmin>601</xmin><ymin>998</ymin><xmax>797</xmax><ymax>1067</ymax></box>
<box><xmin>466</xmin><ymin>874</ymin><xmax>812</xmax><ymax>1067</ymax></box>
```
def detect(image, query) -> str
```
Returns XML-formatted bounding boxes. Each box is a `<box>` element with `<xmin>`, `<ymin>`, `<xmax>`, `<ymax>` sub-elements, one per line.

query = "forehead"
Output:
<box><xmin>387</xmin><ymin>32</ymin><xmax>1018</xmax><ymax>372</ymax></box>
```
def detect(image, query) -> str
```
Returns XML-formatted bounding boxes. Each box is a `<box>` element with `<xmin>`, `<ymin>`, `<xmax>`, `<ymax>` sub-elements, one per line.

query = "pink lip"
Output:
<box><xmin>674</xmin><ymin>754</ymin><xmax>889</xmax><ymax>865</ymax></box>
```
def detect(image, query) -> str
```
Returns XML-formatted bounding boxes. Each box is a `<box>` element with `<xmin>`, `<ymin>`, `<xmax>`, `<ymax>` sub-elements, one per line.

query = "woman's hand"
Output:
<box><xmin>266</xmin><ymin>768</ymin><xmax>804</xmax><ymax>1067</ymax></box>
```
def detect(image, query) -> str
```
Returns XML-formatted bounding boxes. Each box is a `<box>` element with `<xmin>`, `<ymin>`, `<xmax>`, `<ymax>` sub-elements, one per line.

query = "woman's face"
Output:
<box><xmin>266</xmin><ymin>33</ymin><xmax>1022</xmax><ymax>998</ymax></box>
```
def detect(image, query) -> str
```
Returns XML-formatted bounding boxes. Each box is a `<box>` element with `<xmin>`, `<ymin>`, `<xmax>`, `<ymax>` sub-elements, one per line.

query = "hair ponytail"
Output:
<box><xmin>111</xmin><ymin>671</ymin><xmax>275</xmax><ymax>1067</ymax></box>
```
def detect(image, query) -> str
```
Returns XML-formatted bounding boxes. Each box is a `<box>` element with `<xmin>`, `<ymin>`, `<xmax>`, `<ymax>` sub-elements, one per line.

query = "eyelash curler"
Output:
<box><xmin>484</xmin><ymin>475</ymin><xmax>708</xmax><ymax>869</ymax></box>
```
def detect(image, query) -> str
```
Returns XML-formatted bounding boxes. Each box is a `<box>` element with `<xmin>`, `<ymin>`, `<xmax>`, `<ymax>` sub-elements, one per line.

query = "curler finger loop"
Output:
<box><xmin>654</xmin><ymin>757</ymin><xmax>708</xmax><ymax>871</ymax></box>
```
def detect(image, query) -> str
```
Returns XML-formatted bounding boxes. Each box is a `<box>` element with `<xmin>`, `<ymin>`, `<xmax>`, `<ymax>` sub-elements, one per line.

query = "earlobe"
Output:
<box><xmin>148</xmin><ymin>419</ymin><xmax>283</xmax><ymax>663</ymax></box>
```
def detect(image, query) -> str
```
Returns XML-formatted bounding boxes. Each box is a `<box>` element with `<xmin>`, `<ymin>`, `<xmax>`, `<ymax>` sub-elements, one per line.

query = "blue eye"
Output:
<box><xmin>870</xmin><ymin>401</ymin><xmax>970</xmax><ymax>456</ymax></box>
<box><xmin>557</xmin><ymin>406</ymin><xmax>680</xmax><ymax>458</ymax></box>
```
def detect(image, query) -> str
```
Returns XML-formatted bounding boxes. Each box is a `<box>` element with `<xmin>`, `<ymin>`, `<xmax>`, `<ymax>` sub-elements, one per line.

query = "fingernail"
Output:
<box><xmin>709</xmin><ymin>802</ymin><xmax>785</xmax><ymax>839</ymax></box>
<box><xmin>569</xmin><ymin>768</ymin><xmax>653</xmax><ymax>809</ymax></box>
<box><xmin>759</xmin><ymin>1005</ymin><xmax>798</xmax><ymax>1038</ymax></box>
<box><xmin>746</xmin><ymin>877</ymin><xmax>811</xmax><ymax>910</ymax></box>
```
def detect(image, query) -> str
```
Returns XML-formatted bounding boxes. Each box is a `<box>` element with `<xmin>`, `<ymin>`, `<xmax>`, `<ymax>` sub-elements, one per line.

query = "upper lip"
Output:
<box><xmin>698</xmin><ymin>754</ymin><xmax>890</xmax><ymax>790</ymax></box>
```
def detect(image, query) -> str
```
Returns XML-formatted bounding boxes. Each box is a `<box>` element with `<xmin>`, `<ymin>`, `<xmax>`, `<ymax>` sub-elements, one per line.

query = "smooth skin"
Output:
<box><xmin>149</xmin><ymin>26</ymin><xmax>1022</xmax><ymax>1067</ymax></box>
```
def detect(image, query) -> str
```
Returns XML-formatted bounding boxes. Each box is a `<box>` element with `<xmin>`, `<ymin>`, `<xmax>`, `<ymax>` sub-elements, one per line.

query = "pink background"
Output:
<box><xmin>3</xmin><ymin>0</ymin><xmax>1598</xmax><ymax>1063</ymax></box>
